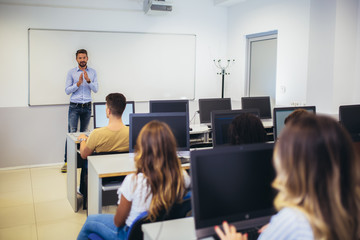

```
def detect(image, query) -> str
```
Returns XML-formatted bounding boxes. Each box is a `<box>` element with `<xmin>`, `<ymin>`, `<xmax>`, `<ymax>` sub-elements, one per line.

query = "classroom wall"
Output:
<box><xmin>356</xmin><ymin>0</ymin><xmax>360</xmax><ymax>103</ymax></box>
<box><xmin>2</xmin><ymin>0</ymin><xmax>359</xmax><ymax>168</ymax></box>
<box><xmin>306</xmin><ymin>0</ymin><xmax>336</xmax><ymax>113</ymax></box>
<box><xmin>331</xmin><ymin>0</ymin><xmax>358</xmax><ymax>109</ymax></box>
<box><xmin>0</xmin><ymin>0</ymin><xmax>228</xmax><ymax>168</ymax></box>
<box><xmin>307</xmin><ymin>0</ymin><xmax>359</xmax><ymax>113</ymax></box>
<box><xmin>227</xmin><ymin>0</ymin><xmax>311</xmax><ymax>108</ymax></box>
<box><xmin>227</xmin><ymin>0</ymin><xmax>360</xmax><ymax>114</ymax></box>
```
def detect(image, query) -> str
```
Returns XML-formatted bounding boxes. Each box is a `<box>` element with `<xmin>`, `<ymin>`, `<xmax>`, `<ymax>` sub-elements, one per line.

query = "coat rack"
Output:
<box><xmin>213</xmin><ymin>59</ymin><xmax>235</xmax><ymax>98</ymax></box>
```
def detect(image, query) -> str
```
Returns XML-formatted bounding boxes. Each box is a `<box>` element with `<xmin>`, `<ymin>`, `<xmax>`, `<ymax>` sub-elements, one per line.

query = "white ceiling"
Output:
<box><xmin>0</xmin><ymin>0</ymin><xmax>248</xmax><ymax>10</ymax></box>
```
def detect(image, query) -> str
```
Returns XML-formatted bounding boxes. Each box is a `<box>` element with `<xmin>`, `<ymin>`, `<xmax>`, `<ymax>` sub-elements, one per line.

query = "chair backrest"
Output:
<box><xmin>126</xmin><ymin>197</ymin><xmax>192</xmax><ymax>240</ymax></box>
<box><xmin>88</xmin><ymin>232</ymin><xmax>104</xmax><ymax>240</ymax></box>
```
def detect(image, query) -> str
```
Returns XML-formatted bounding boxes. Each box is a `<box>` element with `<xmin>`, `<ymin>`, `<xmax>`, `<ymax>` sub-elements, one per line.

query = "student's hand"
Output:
<box><xmin>77</xmin><ymin>73</ymin><xmax>84</xmax><ymax>87</ymax></box>
<box><xmin>77</xmin><ymin>134</ymin><xmax>88</xmax><ymax>141</ymax></box>
<box><xmin>83</xmin><ymin>71</ymin><xmax>90</xmax><ymax>83</ymax></box>
<box><xmin>258</xmin><ymin>223</ymin><xmax>269</xmax><ymax>233</ymax></box>
<box><xmin>215</xmin><ymin>221</ymin><xmax>247</xmax><ymax>240</ymax></box>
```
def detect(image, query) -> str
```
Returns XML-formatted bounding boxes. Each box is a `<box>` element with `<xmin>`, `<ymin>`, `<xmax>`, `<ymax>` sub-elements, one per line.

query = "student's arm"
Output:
<box><xmin>114</xmin><ymin>195</ymin><xmax>132</xmax><ymax>227</ymax></box>
<box><xmin>77</xmin><ymin>134</ymin><xmax>93</xmax><ymax>159</ymax></box>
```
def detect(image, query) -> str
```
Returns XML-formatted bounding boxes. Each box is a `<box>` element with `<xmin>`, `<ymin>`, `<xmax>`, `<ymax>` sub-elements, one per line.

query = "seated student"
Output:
<box><xmin>77</xmin><ymin>93</ymin><xmax>129</xmax><ymax>198</ymax></box>
<box><xmin>215</xmin><ymin>115</ymin><xmax>360</xmax><ymax>240</ymax></box>
<box><xmin>77</xmin><ymin>120</ymin><xmax>191</xmax><ymax>240</ymax></box>
<box><xmin>228</xmin><ymin>113</ymin><xmax>267</xmax><ymax>145</ymax></box>
<box><xmin>77</xmin><ymin>92</ymin><xmax>129</xmax><ymax>157</ymax></box>
<box><xmin>284</xmin><ymin>108</ymin><xmax>310</xmax><ymax>125</ymax></box>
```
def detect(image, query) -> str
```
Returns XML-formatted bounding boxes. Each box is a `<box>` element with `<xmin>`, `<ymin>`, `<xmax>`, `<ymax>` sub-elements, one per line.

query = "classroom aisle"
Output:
<box><xmin>0</xmin><ymin>165</ymin><xmax>116</xmax><ymax>240</ymax></box>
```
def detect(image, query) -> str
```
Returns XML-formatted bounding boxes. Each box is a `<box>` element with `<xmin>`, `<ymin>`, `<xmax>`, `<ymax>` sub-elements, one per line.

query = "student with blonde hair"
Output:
<box><xmin>216</xmin><ymin>115</ymin><xmax>360</xmax><ymax>240</ymax></box>
<box><xmin>77</xmin><ymin>121</ymin><xmax>191</xmax><ymax>240</ymax></box>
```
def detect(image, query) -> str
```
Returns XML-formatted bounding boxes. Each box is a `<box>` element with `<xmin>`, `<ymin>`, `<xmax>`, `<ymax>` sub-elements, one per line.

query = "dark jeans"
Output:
<box><xmin>64</xmin><ymin>102</ymin><xmax>92</xmax><ymax>162</ymax></box>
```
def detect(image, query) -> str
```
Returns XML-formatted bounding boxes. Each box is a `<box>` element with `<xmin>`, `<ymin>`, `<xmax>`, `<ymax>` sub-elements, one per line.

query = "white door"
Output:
<box><xmin>246</xmin><ymin>32</ymin><xmax>277</xmax><ymax>107</ymax></box>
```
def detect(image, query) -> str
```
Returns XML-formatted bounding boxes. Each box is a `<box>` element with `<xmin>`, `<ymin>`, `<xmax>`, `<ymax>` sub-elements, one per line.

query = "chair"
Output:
<box><xmin>126</xmin><ymin>193</ymin><xmax>192</xmax><ymax>240</ymax></box>
<box><xmin>88</xmin><ymin>233</ymin><xmax>104</xmax><ymax>240</ymax></box>
<box><xmin>87</xmin><ymin>193</ymin><xmax>192</xmax><ymax>240</ymax></box>
<box><xmin>80</xmin><ymin>151</ymin><xmax>128</xmax><ymax>210</ymax></box>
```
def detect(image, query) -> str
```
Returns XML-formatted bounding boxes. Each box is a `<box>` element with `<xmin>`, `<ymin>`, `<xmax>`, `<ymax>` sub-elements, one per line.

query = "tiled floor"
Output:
<box><xmin>0</xmin><ymin>165</ymin><xmax>116</xmax><ymax>240</ymax></box>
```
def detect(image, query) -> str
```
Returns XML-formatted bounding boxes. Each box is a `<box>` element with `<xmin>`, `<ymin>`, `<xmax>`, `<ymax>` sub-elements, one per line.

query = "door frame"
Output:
<box><xmin>245</xmin><ymin>30</ymin><xmax>278</xmax><ymax>97</ymax></box>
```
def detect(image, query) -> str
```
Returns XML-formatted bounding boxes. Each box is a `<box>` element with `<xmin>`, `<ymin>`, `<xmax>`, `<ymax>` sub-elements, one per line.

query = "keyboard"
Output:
<box><xmin>179</xmin><ymin>157</ymin><xmax>190</xmax><ymax>164</ymax></box>
<box><xmin>212</xmin><ymin>226</ymin><xmax>261</xmax><ymax>240</ymax></box>
<box><xmin>70</xmin><ymin>132</ymin><xmax>89</xmax><ymax>138</ymax></box>
<box><xmin>240</xmin><ymin>227</ymin><xmax>260</xmax><ymax>240</ymax></box>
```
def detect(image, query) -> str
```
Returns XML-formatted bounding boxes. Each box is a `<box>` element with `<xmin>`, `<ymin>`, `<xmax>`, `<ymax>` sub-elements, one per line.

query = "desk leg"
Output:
<box><xmin>88</xmin><ymin>160</ymin><xmax>102</xmax><ymax>215</ymax></box>
<box><xmin>204</xmin><ymin>132</ymin><xmax>209</xmax><ymax>142</ymax></box>
<box><xmin>66</xmin><ymin>135</ymin><xmax>78</xmax><ymax>212</ymax></box>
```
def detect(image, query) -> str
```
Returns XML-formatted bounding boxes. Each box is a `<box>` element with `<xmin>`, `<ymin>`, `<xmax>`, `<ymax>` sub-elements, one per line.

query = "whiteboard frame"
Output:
<box><xmin>28</xmin><ymin>28</ymin><xmax>196</xmax><ymax>106</ymax></box>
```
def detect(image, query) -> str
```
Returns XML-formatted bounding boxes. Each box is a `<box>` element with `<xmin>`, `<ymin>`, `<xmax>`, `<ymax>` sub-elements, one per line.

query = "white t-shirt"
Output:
<box><xmin>117</xmin><ymin>171</ymin><xmax>191</xmax><ymax>227</ymax></box>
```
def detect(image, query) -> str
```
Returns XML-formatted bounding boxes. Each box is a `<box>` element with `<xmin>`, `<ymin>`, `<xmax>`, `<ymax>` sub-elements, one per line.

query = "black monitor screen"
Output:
<box><xmin>198</xmin><ymin>98</ymin><xmax>231</xmax><ymax>124</ymax></box>
<box><xmin>339</xmin><ymin>104</ymin><xmax>360</xmax><ymax>142</ymax></box>
<box><xmin>149</xmin><ymin>99</ymin><xmax>189</xmax><ymax>114</ymax></box>
<box><xmin>211</xmin><ymin>109</ymin><xmax>260</xmax><ymax>147</ymax></box>
<box><xmin>129</xmin><ymin>112</ymin><xmax>190</xmax><ymax>153</ymax></box>
<box><xmin>93</xmin><ymin>101</ymin><xmax>135</xmax><ymax>128</ymax></box>
<box><xmin>241</xmin><ymin>96</ymin><xmax>271</xmax><ymax>119</ymax></box>
<box><xmin>273</xmin><ymin>106</ymin><xmax>316</xmax><ymax>140</ymax></box>
<box><xmin>190</xmin><ymin>143</ymin><xmax>276</xmax><ymax>239</ymax></box>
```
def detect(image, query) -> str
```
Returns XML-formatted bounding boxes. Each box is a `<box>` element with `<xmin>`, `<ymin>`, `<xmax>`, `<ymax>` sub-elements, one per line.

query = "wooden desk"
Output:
<box><xmin>190</xmin><ymin>124</ymin><xmax>212</xmax><ymax>146</ymax></box>
<box><xmin>190</xmin><ymin>122</ymin><xmax>274</xmax><ymax>145</ymax></box>
<box><xmin>261</xmin><ymin>119</ymin><xmax>273</xmax><ymax>128</ymax></box>
<box><xmin>87</xmin><ymin>153</ymin><xmax>135</xmax><ymax>215</ymax></box>
<box><xmin>87</xmin><ymin>153</ymin><xmax>190</xmax><ymax>215</ymax></box>
<box><xmin>142</xmin><ymin>217</ymin><xmax>213</xmax><ymax>240</ymax></box>
<box><xmin>190</xmin><ymin>124</ymin><xmax>211</xmax><ymax>134</ymax></box>
<box><xmin>66</xmin><ymin>132</ymin><xmax>81</xmax><ymax>212</ymax></box>
<box><xmin>261</xmin><ymin>120</ymin><xmax>274</xmax><ymax>142</ymax></box>
<box><xmin>66</xmin><ymin>131</ymin><xmax>93</xmax><ymax>212</ymax></box>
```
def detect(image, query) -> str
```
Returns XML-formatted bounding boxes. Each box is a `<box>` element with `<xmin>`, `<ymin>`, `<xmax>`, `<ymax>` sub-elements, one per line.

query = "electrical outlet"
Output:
<box><xmin>280</xmin><ymin>86</ymin><xmax>286</xmax><ymax>93</ymax></box>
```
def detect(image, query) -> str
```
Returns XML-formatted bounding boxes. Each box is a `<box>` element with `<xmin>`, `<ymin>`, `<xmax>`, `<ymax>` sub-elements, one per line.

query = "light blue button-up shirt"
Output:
<box><xmin>65</xmin><ymin>67</ymin><xmax>99</xmax><ymax>103</ymax></box>
<box><xmin>258</xmin><ymin>208</ymin><xmax>314</xmax><ymax>240</ymax></box>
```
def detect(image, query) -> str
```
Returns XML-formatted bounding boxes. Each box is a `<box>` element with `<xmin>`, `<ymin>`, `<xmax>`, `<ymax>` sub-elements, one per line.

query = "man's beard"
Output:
<box><xmin>79</xmin><ymin>62</ymin><xmax>87</xmax><ymax>68</ymax></box>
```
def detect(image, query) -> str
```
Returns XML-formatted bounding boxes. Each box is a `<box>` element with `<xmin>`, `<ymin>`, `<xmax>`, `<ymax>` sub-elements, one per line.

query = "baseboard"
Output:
<box><xmin>0</xmin><ymin>162</ymin><xmax>64</xmax><ymax>171</ymax></box>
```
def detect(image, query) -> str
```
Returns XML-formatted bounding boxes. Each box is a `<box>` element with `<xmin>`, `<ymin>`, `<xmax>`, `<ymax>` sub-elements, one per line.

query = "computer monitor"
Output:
<box><xmin>93</xmin><ymin>101</ymin><xmax>135</xmax><ymax>128</ymax></box>
<box><xmin>211</xmin><ymin>109</ymin><xmax>260</xmax><ymax>147</ymax></box>
<box><xmin>129</xmin><ymin>112</ymin><xmax>190</xmax><ymax>155</ymax></box>
<box><xmin>198</xmin><ymin>98</ymin><xmax>232</xmax><ymax>124</ymax></box>
<box><xmin>241</xmin><ymin>96</ymin><xmax>271</xmax><ymax>119</ymax></box>
<box><xmin>273</xmin><ymin>106</ymin><xmax>316</xmax><ymax>140</ymax></box>
<box><xmin>190</xmin><ymin>143</ymin><xmax>276</xmax><ymax>239</ymax></box>
<box><xmin>339</xmin><ymin>104</ymin><xmax>360</xmax><ymax>142</ymax></box>
<box><xmin>149</xmin><ymin>99</ymin><xmax>189</xmax><ymax>114</ymax></box>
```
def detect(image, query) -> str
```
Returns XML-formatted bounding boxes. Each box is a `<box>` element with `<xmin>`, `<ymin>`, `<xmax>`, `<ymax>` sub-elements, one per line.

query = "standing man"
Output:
<box><xmin>62</xmin><ymin>49</ymin><xmax>98</xmax><ymax>173</ymax></box>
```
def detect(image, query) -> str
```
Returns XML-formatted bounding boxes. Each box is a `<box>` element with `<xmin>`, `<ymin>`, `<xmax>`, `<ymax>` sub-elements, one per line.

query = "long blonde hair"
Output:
<box><xmin>134</xmin><ymin>120</ymin><xmax>186</xmax><ymax>221</ymax></box>
<box><xmin>273</xmin><ymin>115</ymin><xmax>360</xmax><ymax>240</ymax></box>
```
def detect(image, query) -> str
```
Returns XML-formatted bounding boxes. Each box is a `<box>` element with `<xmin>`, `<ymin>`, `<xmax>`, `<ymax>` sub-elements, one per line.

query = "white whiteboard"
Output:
<box><xmin>28</xmin><ymin>29</ymin><xmax>196</xmax><ymax>105</ymax></box>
